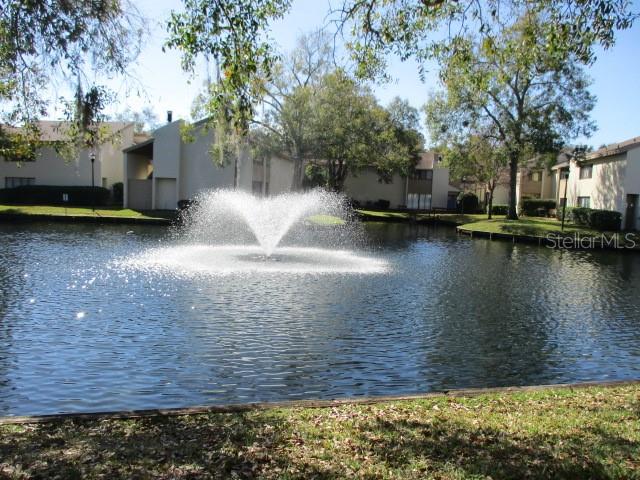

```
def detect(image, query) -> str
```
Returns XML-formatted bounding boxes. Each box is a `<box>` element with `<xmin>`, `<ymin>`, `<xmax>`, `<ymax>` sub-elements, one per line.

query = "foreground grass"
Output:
<box><xmin>0</xmin><ymin>204</ymin><xmax>170</xmax><ymax>220</ymax></box>
<box><xmin>1</xmin><ymin>384</ymin><xmax>639</xmax><ymax>479</ymax></box>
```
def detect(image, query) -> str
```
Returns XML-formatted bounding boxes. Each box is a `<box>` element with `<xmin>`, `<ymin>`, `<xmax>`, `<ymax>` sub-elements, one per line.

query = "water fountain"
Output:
<box><xmin>124</xmin><ymin>189</ymin><xmax>388</xmax><ymax>275</ymax></box>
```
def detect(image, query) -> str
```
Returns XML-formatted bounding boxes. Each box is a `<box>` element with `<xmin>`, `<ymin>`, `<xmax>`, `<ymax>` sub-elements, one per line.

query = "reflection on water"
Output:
<box><xmin>0</xmin><ymin>222</ymin><xmax>639</xmax><ymax>415</ymax></box>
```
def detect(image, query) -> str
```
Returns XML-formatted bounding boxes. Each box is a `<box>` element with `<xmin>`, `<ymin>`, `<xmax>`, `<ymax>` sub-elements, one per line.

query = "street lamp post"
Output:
<box><xmin>561</xmin><ymin>170</ymin><xmax>570</xmax><ymax>231</ymax></box>
<box><xmin>90</xmin><ymin>152</ymin><xmax>96</xmax><ymax>212</ymax></box>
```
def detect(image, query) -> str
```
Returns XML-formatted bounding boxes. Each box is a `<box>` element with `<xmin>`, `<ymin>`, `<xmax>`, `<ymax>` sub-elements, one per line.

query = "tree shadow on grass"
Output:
<box><xmin>0</xmin><ymin>411</ymin><xmax>306</xmax><ymax>479</ymax></box>
<box><xmin>1</xmin><ymin>399</ymin><xmax>639</xmax><ymax>479</ymax></box>
<box><xmin>357</xmin><ymin>413</ymin><xmax>639</xmax><ymax>479</ymax></box>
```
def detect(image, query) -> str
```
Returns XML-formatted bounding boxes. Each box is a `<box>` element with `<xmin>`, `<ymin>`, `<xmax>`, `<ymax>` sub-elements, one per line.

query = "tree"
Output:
<box><xmin>165</xmin><ymin>1</ymin><xmax>636</xmax><ymax>130</ymax></box>
<box><xmin>0</xmin><ymin>1</ymin><xmax>145</xmax><ymax>140</ymax></box>
<box><xmin>308</xmin><ymin>70</ymin><xmax>422</xmax><ymax>191</ymax></box>
<box><xmin>188</xmin><ymin>30</ymin><xmax>334</xmax><ymax>190</ymax></box>
<box><xmin>114</xmin><ymin>107</ymin><xmax>160</xmax><ymax>134</ymax></box>
<box><xmin>440</xmin><ymin>136</ymin><xmax>509</xmax><ymax>219</ymax></box>
<box><xmin>425</xmin><ymin>11</ymin><xmax>596</xmax><ymax>219</ymax></box>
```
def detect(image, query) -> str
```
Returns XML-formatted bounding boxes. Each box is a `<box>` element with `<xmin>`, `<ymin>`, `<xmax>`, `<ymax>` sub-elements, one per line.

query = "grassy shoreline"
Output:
<box><xmin>0</xmin><ymin>204</ymin><xmax>172</xmax><ymax>220</ymax></box>
<box><xmin>1</xmin><ymin>383</ymin><xmax>638</xmax><ymax>479</ymax></box>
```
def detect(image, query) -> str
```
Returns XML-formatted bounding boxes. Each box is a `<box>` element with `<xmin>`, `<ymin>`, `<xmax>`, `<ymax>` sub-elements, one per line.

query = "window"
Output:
<box><xmin>5</xmin><ymin>177</ymin><xmax>35</xmax><ymax>188</ymax></box>
<box><xmin>578</xmin><ymin>196</ymin><xmax>591</xmax><ymax>208</ymax></box>
<box><xmin>411</xmin><ymin>169</ymin><xmax>433</xmax><ymax>181</ymax></box>
<box><xmin>528</xmin><ymin>171</ymin><xmax>541</xmax><ymax>182</ymax></box>
<box><xmin>407</xmin><ymin>193</ymin><xmax>432</xmax><ymax>210</ymax></box>
<box><xmin>579</xmin><ymin>165</ymin><xmax>593</xmax><ymax>179</ymax></box>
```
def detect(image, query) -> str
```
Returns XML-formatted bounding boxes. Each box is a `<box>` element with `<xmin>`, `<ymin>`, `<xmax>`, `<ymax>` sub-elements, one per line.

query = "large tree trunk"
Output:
<box><xmin>487</xmin><ymin>187</ymin><xmax>494</xmax><ymax>220</ymax></box>
<box><xmin>507</xmin><ymin>152</ymin><xmax>519</xmax><ymax>220</ymax></box>
<box><xmin>290</xmin><ymin>156</ymin><xmax>304</xmax><ymax>191</ymax></box>
<box><xmin>326</xmin><ymin>160</ymin><xmax>347</xmax><ymax>192</ymax></box>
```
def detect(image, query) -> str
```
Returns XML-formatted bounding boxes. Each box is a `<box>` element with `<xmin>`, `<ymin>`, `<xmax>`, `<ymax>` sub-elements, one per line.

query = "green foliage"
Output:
<box><xmin>556</xmin><ymin>206</ymin><xmax>621</xmax><ymax>231</ymax></box>
<box><xmin>426</xmin><ymin>10</ymin><xmax>598</xmax><ymax>219</ymax></box>
<box><xmin>0</xmin><ymin>185</ymin><xmax>110</xmax><ymax>206</ymax></box>
<box><xmin>53</xmin><ymin>85</ymin><xmax>116</xmax><ymax>162</ymax></box>
<box><xmin>165</xmin><ymin>0</ymin><xmax>292</xmax><ymax>131</ymax></box>
<box><xmin>112</xmin><ymin>182</ymin><xmax>124</xmax><ymax>204</ymax></box>
<box><xmin>491</xmin><ymin>204</ymin><xmax>509</xmax><ymax>215</ymax></box>
<box><xmin>304</xmin><ymin>163</ymin><xmax>327</xmax><ymax>188</ymax></box>
<box><xmin>589</xmin><ymin>209</ymin><xmax>622</xmax><ymax>231</ymax></box>
<box><xmin>308</xmin><ymin>70</ymin><xmax>422</xmax><ymax>191</ymax></box>
<box><xmin>164</xmin><ymin>1</ymin><xmax>636</xmax><ymax>134</ymax></box>
<box><xmin>556</xmin><ymin>205</ymin><xmax>575</xmax><ymax>221</ymax></box>
<box><xmin>345</xmin><ymin>1</ymin><xmax>638</xmax><ymax>82</ymax></box>
<box><xmin>0</xmin><ymin>126</ymin><xmax>40</xmax><ymax>162</ymax></box>
<box><xmin>457</xmin><ymin>192</ymin><xmax>479</xmax><ymax>213</ymax></box>
<box><xmin>521</xmin><ymin>198</ymin><xmax>556</xmax><ymax>217</ymax></box>
<box><xmin>0</xmin><ymin>0</ymin><xmax>144</xmax><ymax>133</ymax></box>
<box><xmin>439</xmin><ymin>135</ymin><xmax>509</xmax><ymax>218</ymax></box>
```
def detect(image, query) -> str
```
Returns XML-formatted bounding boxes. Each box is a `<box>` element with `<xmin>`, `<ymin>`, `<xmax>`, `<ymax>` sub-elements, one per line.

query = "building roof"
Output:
<box><xmin>2</xmin><ymin>120</ymin><xmax>134</xmax><ymax>142</ymax></box>
<box><xmin>585</xmin><ymin>136</ymin><xmax>640</xmax><ymax>162</ymax></box>
<box><xmin>123</xmin><ymin>137</ymin><xmax>154</xmax><ymax>154</ymax></box>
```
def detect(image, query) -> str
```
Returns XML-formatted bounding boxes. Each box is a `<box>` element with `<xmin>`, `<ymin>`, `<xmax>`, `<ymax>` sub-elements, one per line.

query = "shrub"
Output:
<box><xmin>556</xmin><ymin>205</ymin><xmax>574</xmax><ymax>221</ymax></box>
<box><xmin>587</xmin><ymin>209</ymin><xmax>622</xmax><ymax>231</ymax></box>
<box><xmin>569</xmin><ymin>207</ymin><xmax>591</xmax><ymax>225</ymax></box>
<box><xmin>521</xmin><ymin>198</ymin><xmax>556</xmax><ymax>217</ymax></box>
<box><xmin>112</xmin><ymin>182</ymin><xmax>123</xmax><ymax>203</ymax></box>
<box><xmin>373</xmin><ymin>199</ymin><xmax>390</xmax><ymax>209</ymax></box>
<box><xmin>555</xmin><ymin>206</ymin><xmax>621</xmax><ymax>231</ymax></box>
<box><xmin>490</xmin><ymin>204</ymin><xmax>509</xmax><ymax>215</ymax></box>
<box><xmin>457</xmin><ymin>192</ymin><xmax>479</xmax><ymax>213</ymax></box>
<box><xmin>0</xmin><ymin>185</ymin><xmax>110</xmax><ymax>206</ymax></box>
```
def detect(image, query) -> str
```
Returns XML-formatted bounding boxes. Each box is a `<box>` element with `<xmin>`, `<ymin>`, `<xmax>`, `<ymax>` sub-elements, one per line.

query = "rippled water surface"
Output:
<box><xmin>1</xmin><ymin>222</ymin><xmax>639</xmax><ymax>415</ymax></box>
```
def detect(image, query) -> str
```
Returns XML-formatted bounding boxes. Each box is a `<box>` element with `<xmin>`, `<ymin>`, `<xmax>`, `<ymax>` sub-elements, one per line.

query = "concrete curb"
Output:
<box><xmin>1</xmin><ymin>379</ymin><xmax>637</xmax><ymax>425</ymax></box>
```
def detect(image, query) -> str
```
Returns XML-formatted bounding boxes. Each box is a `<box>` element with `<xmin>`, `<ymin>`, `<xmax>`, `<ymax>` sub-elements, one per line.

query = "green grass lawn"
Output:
<box><xmin>437</xmin><ymin>213</ymin><xmax>501</xmax><ymax>225</ymax></box>
<box><xmin>306</xmin><ymin>214</ymin><xmax>346</xmax><ymax>226</ymax></box>
<box><xmin>356</xmin><ymin>209</ymin><xmax>417</xmax><ymax>219</ymax></box>
<box><xmin>458</xmin><ymin>216</ymin><xmax>609</xmax><ymax>238</ymax></box>
<box><xmin>1</xmin><ymin>384</ymin><xmax>638</xmax><ymax>479</ymax></box>
<box><xmin>0</xmin><ymin>204</ymin><xmax>170</xmax><ymax>220</ymax></box>
<box><xmin>357</xmin><ymin>210</ymin><xmax>496</xmax><ymax>225</ymax></box>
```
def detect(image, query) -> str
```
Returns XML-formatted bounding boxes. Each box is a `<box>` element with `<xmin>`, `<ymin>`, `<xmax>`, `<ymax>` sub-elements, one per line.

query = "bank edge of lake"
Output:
<box><xmin>1</xmin><ymin>381</ymin><xmax>638</xmax><ymax>479</ymax></box>
<box><xmin>0</xmin><ymin>211</ymin><xmax>173</xmax><ymax>226</ymax></box>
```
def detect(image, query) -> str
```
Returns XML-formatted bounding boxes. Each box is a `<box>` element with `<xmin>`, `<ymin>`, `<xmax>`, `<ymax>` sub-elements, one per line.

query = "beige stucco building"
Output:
<box><xmin>1</xmin><ymin>121</ymin><xmax>138</xmax><ymax>191</ymax></box>
<box><xmin>343</xmin><ymin>152</ymin><xmax>459</xmax><ymax>210</ymax></box>
<box><xmin>123</xmin><ymin>119</ymin><xmax>295</xmax><ymax>210</ymax></box>
<box><xmin>552</xmin><ymin>137</ymin><xmax>640</xmax><ymax>230</ymax></box>
<box><xmin>124</xmin><ymin>118</ymin><xmax>459</xmax><ymax>212</ymax></box>
<box><xmin>466</xmin><ymin>157</ymin><xmax>557</xmax><ymax>212</ymax></box>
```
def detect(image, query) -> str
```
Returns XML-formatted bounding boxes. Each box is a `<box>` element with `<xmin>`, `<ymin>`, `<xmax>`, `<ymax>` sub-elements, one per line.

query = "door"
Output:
<box><xmin>447</xmin><ymin>193</ymin><xmax>457</xmax><ymax>210</ymax></box>
<box><xmin>625</xmin><ymin>194</ymin><xmax>638</xmax><ymax>230</ymax></box>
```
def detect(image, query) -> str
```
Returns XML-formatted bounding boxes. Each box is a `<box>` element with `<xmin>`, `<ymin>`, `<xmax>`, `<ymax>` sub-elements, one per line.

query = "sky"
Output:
<box><xmin>95</xmin><ymin>0</ymin><xmax>639</xmax><ymax>149</ymax></box>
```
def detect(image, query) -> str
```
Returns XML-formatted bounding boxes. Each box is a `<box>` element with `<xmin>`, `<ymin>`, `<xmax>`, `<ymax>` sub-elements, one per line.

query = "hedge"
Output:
<box><xmin>556</xmin><ymin>206</ymin><xmax>621</xmax><ymax>231</ymax></box>
<box><xmin>490</xmin><ymin>204</ymin><xmax>509</xmax><ymax>215</ymax></box>
<box><xmin>521</xmin><ymin>198</ymin><xmax>556</xmax><ymax>217</ymax></box>
<box><xmin>458</xmin><ymin>192</ymin><xmax>479</xmax><ymax>213</ymax></box>
<box><xmin>112</xmin><ymin>182</ymin><xmax>123</xmax><ymax>204</ymax></box>
<box><xmin>0</xmin><ymin>185</ymin><xmax>110</xmax><ymax>206</ymax></box>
